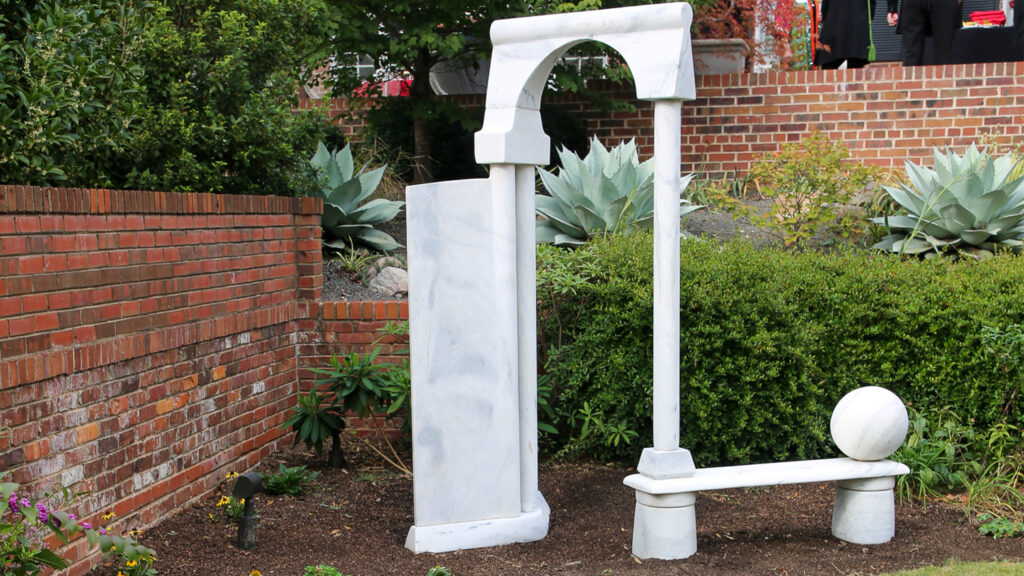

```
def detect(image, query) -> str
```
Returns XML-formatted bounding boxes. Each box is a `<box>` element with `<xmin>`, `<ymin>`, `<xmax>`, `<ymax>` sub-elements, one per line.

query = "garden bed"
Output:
<box><xmin>121</xmin><ymin>443</ymin><xmax>1024</xmax><ymax>576</ymax></box>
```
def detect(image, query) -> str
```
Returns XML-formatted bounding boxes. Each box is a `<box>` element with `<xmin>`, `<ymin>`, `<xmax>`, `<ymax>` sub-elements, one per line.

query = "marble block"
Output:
<box><xmin>831</xmin><ymin>387</ymin><xmax>909</xmax><ymax>461</ymax></box>
<box><xmin>405</xmin><ymin>175</ymin><xmax>549</xmax><ymax>552</ymax></box>
<box><xmin>476</xmin><ymin>2</ymin><xmax>695</xmax><ymax>165</ymax></box>
<box><xmin>406</xmin><ymin>177</ymin><xmax>526</xmax><ymax>536</ymax></box>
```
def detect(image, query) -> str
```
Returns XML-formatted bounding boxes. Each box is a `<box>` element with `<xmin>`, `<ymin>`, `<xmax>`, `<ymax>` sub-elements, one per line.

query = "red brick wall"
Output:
<box><xmin>0</xmin><ymin>185</ymin><xmax>322</xmax><ymax>574</ymax></box>
<box><xmin>317</xmin><ymin>61</ymin><xmax>1024</xmax><ymax>181</ymax></box>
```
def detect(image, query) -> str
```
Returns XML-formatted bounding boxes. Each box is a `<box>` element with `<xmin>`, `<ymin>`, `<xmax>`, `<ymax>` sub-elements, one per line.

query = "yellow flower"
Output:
<box><xmin>250</xmin><ymin>571</ymin><xmax>262</xmax><ymax>576</ymax></box>
<box><xmin>239</xmin><ymin>498</ymin><xmax>245</xmax><ymax>505</ymax></box>
<box><xmin>102</xmin><ymin>511</ymin><xmax>116</xmax><ymax>520</ymax></box>
<box><xmin>216</xmin><ymin>496</ymin><xmax>231</xmax><ymax>506</ymax></box>
<box><xmin>118</xmin><ymin>572</ymin><xmax>127</xmax><ymax>576</ymax></box>
<box><xmin>226</xmin><ymin>471</ymin><xmax>239</xmax><ymax>479</ymax></box>
<box><xmin>126</xmin><ymin>560</ymin><xmax>137</xmax><ymax>567</ymax></box>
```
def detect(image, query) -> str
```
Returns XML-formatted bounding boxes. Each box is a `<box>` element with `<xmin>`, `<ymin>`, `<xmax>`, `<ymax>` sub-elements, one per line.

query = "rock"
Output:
<box><xmin>364</xmin><ymin>256</ymin><xmax>405</xmax><ymax>283</ymax></box>
<box><xmin>369</xmin><ymin>267</ymin><xmax>408</xmax><ymax>297</ymax></box>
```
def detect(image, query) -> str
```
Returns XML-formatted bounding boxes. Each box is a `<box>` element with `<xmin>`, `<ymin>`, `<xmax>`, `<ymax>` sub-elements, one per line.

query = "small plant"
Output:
<box><xmin>330</xmin><ymin>240</ymin><xmax>377</xmax><ymax>276</ymax></box>
<box><xmin>215</xmin><ymin>495</ymin><xmax>247</xmax><ymax>523</ymax></box>
<box><xmin>1</xmin><ymin>477</ymin><xmax>157</xmax><ymax>576</ymax></box>
<box><xmin>872</xmin><ymin>144</ymin><xmax>1024</xmax><ymax>257</ymax></box>
<box><xmin>303</xmin><ymin>565</ymin><xmax>350</xmax><ymax>576</ymax></box>
<box><xmin>312</xmin><ymin>349</ymin><xmax>410</xmax><ymax>474</ymax></box>
<box><xmin>892</xmin><ymin>407</ymin><xmax>980</xmax><ymax>503</ymax></box>
<box><xmin>310</xmin><ymin>142</ymin><xmax>404</xmax><ymax>252</ymax></box>
<box><xmin>535</xmin><ymin>137</ymin><xmax>700</xmax><ymax>247</ymax></box>
<box><xmin>427</xmin><ymin>567</ymin><xmax>453</xmax><ymax>576</ymax></box>
<box><xmin>747</xmin><ymin>133</ymin><xmax>880</xmax><ymax>246</ymax></box>
<box><xmin>977</xmin><ymin>513</ymin><xmax>1024</xmax><ymax>538</ymax></box>
<box><xmin>281</xmin><ymin>390</ymin><xmax>345</xmax><ymax>455</ymax></box>
<box><xmin>262</xmin><ymin>465</ymin><xmax>319</xmax><ymax>496</ymax></box>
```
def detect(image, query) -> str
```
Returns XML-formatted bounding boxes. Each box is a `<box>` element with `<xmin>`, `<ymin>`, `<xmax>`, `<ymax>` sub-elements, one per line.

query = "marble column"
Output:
<box><xmin>516</xmin><ymin>164</ymin><xmax>539</xmax><ymax>513</ymax></box>
<box><xmin>636</xmin><ymin>100</ymin><xmax>695</xmax><ymax>480</ymax></box>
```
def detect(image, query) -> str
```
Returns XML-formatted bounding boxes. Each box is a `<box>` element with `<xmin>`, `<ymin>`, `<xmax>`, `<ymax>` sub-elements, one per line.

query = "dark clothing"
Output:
<box><xmin>815</xmin><ymin>0</ymin><xmax>879</xmax><ymax>67</ymax></box>
<box><xmin>887</xmin><ymin>0</ymin><xmax>962</xmax><ymax>65</ymax></box>
<box><xmin>1016</xmin><ymin>4</ymin><xmax>1024</xmax><ymax>60</ymax></box>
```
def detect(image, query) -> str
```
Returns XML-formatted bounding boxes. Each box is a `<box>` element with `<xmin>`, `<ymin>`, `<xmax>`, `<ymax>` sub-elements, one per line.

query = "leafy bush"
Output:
<box><xmin>535</xmin><ymin>137</ymin><xmax>700</xmax><ymax>247</ymax></box>
<box><xmin>873</xmin><ymin>145</ymin><xmax>1024</xmax><ymax>257</ymax></box>
<box><xmin>124</xmin><ymin>0</ymin><xmax>340</xmax><ymax>196</ymax></box>
<box><xmin>537</xmin><ymin>233</ymin><xmax>1024</xmax><ymax>465</ymax></box>
<box><xmin>262</xmin><ymin>465</ymin><xmax>319</xmax><ymax>496</ymax></box>
<box><xmin>747</xmin><ymin>133</ymin><xmax>880</xmax><ymax>246</ymax></box>
<box><xmin>0</xmin><ymin>0</ymin><xmax>342</xmax><ymax>195</ymax></box>
<box><xmin>311</xmin><ymin>143</ymin><xmax>404</xmax><ymax>253</ymax></box>
<box><xmin>0</xmin><ymin>0</ymin><xmax>148</xmax><ymax>186</ymax></box>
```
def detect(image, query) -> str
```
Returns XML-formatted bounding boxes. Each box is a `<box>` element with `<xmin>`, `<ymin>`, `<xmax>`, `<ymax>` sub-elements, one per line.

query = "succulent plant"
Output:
<box><xmin>872</xmin><ymin>145</ymin><xmax>1024</xmax><ymax>257</ymax></box>
<box><xmin>535</xmin><ymin>137</ymin><xmax>700</xmax><ymax>247</ymax></box>
<box><xmin>311</xmin><ymin>142</ymin><xmax>404</xmax><ymax>252</ymax></box>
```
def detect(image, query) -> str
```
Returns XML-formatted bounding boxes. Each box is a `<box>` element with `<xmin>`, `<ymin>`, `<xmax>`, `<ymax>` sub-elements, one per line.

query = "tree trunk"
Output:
<box><xmin>410</xmin><ymin>48</ymin><xmax>433</xmax><ymax>184</ymax></box>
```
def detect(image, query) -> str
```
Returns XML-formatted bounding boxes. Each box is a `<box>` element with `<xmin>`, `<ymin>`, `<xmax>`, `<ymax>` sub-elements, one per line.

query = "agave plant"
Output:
<box><xmin>535</xmin><ymin>137</ymin><xmax>700</xmax><ymax>247</ymax></box>
<box><xmin>311</xmin><ymin>142</ymin><xmax>404</xmax><ymax>252</ymax></box>
<box><xmin>872</xmin><ymin>145</ymin><xmax>1024</xmax><ymax>257</ymax></box>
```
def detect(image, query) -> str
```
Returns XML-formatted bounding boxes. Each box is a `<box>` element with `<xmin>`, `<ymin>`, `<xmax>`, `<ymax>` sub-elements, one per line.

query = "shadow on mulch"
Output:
<box><xmin>124</xmin><ymin>442</ymin><xmax>1024</xmax><ymax>576</ymax></box>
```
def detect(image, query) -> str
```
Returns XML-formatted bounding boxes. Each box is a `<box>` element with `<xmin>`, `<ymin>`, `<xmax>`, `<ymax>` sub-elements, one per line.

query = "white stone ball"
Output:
<box><xmin>830</xmin><ymin>386</ymin><xmax>909</xmax><ymax>461</ymax></box>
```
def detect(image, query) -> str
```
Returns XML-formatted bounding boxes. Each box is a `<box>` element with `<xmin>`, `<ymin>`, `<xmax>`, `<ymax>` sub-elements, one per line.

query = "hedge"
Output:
<box><xmin>537</xmin><ymin>233</ymin><xmax>1024</xmax><ymax>466</ymax></box>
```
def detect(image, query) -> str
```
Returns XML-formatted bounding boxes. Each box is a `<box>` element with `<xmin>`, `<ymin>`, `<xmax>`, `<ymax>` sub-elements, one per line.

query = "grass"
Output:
<box><xmin>882</xmin><ymin>559</ymin><xmax>1024</xmax><ymax>575</ymax></box>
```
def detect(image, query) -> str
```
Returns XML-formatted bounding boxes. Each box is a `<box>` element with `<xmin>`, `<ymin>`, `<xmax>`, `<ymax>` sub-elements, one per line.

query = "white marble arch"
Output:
<box><xmin>406</xmin><ymin>3</ymin><xmax>698</xmax><ymax>555</ymax></box>
<box><xmin>475</xmin><ymin>2</ymin><xmax>696</xmax><ymax>166</ymax></box>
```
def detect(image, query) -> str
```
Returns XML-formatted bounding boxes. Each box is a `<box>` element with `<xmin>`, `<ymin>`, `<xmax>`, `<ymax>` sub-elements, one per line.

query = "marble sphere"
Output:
<box><xmin>830</xmin><ymin>387</ymin><xmax>909</xmax><ymax>461</ymax></box>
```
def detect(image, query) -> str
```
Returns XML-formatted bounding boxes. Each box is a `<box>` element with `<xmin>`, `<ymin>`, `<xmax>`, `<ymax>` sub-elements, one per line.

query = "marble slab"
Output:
<box><xmin>406</xmin><ymin>177</ymin><xmax>522</xmax><ymax>528</ymax></box>
<box><xmin>624</xmin><ymin>458</ymin><xmax>910</xmax><ymax>494</ymax></box>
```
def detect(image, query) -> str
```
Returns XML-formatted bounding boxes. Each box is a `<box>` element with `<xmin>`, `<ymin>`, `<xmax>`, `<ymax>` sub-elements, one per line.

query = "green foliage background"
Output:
<box><xmin>0</xmin><ymin>0</ymin><xmax>342</xmax><ymax>195</ymax></box>
<box><xmin>538</xmin><ymin>234</ymin><xmax>1024</xmax><ymax>465</ymax></box>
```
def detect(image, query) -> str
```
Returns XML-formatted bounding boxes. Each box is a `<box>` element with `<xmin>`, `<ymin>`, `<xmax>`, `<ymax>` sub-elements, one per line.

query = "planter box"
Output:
<box><xmin>692</xmin><ymin>38</ymin><xmax>749</xmax><ymax>75</ymax></box>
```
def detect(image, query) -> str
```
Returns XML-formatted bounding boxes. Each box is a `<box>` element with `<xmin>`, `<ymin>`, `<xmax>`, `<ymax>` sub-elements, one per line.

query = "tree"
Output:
<box><xmin>0</xmin><ymin>0</ymin><xmax>149</xmax><ymax>186</ymax></box>
<box><xmin>328</xmin><ymin>0</ymin><xmax>534</xmax><ymax>184</ymax></box>
<box><xmin>0</xmin><ymin>0</ymin><xmax>344</xmax><ymax>196</ymax></box>
<box><xmin>125</xmin><ymin>0</ymin><xmax>342</xmax><ymax>196</ymax></box>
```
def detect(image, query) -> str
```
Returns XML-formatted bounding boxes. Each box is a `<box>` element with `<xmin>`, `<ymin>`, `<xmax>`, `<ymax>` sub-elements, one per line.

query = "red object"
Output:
<box><xmin>969</xmin><ymin>10</ymin><xmax>1006</xmax><ymax>25</ymax></box>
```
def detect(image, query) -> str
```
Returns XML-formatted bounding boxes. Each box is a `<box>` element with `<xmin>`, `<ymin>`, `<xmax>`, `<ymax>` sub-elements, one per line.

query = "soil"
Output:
<box><xmin>125</xmin><ymin>442</ymin><xmax>1024</xmax><ymax>576</ymax></box>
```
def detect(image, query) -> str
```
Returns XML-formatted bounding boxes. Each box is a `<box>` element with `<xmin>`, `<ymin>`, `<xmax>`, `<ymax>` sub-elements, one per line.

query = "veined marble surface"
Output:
<box><xmin>831</xmin><ymin>386</ymin><xmax>909</xmax><ymax>461</ymax></box>
<box><xmin>406</xmin><ymin>177</ymin><xmax>522</xmax><ymax>528</ymax></box>
<box><xmin>624</xmin><ymin>458</ymin><xmax>909</xmax><ymax>495</ymax></box>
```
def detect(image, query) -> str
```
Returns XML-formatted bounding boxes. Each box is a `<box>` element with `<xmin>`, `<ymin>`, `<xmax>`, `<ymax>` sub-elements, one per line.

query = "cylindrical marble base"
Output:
<box><xmin>631</xmin><ymin>490</ymin><xmax>697</xmax><ymax>559</ymax></box>
<box><xmin>831</xmin><ymin>477</ymin><xmax>896</xmax><ymax>545</ymax></box>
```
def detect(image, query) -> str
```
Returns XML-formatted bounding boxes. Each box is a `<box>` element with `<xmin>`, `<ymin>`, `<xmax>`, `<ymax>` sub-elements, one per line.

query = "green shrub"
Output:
<box><xmin>747</xmin><ymin>133</ymin><xmax>880</xmax><ymax>246</ymax></box>
<box><xmin>262</xmin><ymin>465</ymin><xmax>319</xmax><ymax>496</ymax></box>
<box><xmin>537</xmin><ymin>233</ymin><xmax>1024</xmax><ymax>465</ymax></box>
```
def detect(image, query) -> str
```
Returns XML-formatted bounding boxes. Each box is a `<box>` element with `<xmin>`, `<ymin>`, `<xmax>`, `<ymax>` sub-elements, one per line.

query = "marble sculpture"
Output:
<box><xmin>404</xmin><ymin>2</ymin><xmax>909</xmax><ymax>560</ymax></box>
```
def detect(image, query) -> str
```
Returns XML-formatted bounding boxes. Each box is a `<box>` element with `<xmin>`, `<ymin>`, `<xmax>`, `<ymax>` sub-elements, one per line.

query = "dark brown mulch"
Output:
<box><xmin>126</xmin><ymin>443</ymin><xmax>1024</xmax><ymax>576</ymax></box>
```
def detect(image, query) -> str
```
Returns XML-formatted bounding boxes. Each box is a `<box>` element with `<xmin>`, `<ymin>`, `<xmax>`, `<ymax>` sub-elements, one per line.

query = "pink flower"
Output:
<box><xmin>35</xmin><ymin>503</ymin><xmax>48</xmax><ymax>524</ymax></box>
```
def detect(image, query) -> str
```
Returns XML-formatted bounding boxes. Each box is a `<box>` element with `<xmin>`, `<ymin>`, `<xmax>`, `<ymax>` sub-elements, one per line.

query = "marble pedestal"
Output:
<box><xmin>832</xmin><ymin>477</ymin><xmax>897</xmax><ymax>545</ymax></box>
